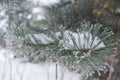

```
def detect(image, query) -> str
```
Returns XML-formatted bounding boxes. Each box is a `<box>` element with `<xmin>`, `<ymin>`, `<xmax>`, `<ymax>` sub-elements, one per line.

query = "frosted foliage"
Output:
<box><xmin>60</xmin><ymin>30</ymin><xmax>105</xmax><ymax>50</ymax></box>
<box><xmin>11</xmin><ymin>21</ymin><xmax>113</xmax><ymax>80</ymax></box>
<box><xmin>26</xmin><ymin>30</ymin><xmax>105</xmax><ymax>50</ymax></box>
<box><xmin>46</xmin><ymin>25</ymin><xmax>113</xmax><ymax>80</ymax></box>
<box><xmin>26</xmin><ymin>33</ymin><xmax>54</xmax><ymax>45</ymax></box>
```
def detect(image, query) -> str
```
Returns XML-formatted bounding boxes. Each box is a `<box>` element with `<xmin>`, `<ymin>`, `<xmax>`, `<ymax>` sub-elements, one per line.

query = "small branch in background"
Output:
<box><xmin>55</xmin><ymin>63</ymin><xmax>58</xmax><ymax>80</ymax></box>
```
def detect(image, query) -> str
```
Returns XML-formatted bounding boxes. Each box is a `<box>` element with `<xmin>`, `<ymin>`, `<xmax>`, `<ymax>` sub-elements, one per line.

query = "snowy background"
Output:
<box><xmin>0</xmin><ymin>49</ymin><xmax>80</xmax><ymax>80</ymax></box>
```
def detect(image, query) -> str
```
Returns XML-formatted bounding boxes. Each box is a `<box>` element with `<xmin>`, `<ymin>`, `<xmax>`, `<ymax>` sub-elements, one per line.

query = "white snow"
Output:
<box><xmin>0</xmin><ymin>11</ymin><xmax>8</xmax><ymax>32</ymax></box>
<box><xmin>32</xmin><ymin>0</ymin><xmax>60</xmax><ymax>5</ymax></box>
<box><xmin>0</xmin><ymin>53</ymin><xmax>6</xmax><ymax>62</ymax></box>
<box><xmin>60</xmin><ymin>30</ymin><xmax>105</xmax><ymax>50</ymax></box>
<box><xmin>0</xmin><ymin>19</ymin><xmax>7</xmax><ymax>30</ymax></box>
<box><xmin>26</xmin><ymin>30</ymin><xmax>105</xmax><ymax>50</ymax></box>
<box><xmin>32</xmin><ymin>7</ymin><xmax>44</xmax><ymax>14</ymax></box>
<box><xmin>0</xmin><ymin>49</ymin><xmax>80</xmax><ymax>80</ymax></box>
<box><xmin>26</xmin><ymin>33</ymin><xmax>54</xmax><ymax>45</ymax></box>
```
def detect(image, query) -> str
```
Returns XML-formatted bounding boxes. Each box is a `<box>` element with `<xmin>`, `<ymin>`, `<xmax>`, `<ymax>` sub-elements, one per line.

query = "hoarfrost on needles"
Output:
<box><xmin>60</xmin><ymin>30</ymin><xmax>105</xmax><ymax>50</ymax></box>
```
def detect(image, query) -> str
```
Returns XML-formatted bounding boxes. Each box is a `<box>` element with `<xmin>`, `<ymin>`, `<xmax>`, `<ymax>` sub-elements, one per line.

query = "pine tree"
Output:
<box><xmin>6</xmin><ymin>0</ymin><xmax>119</xmax><ymax>80</ymax></box>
